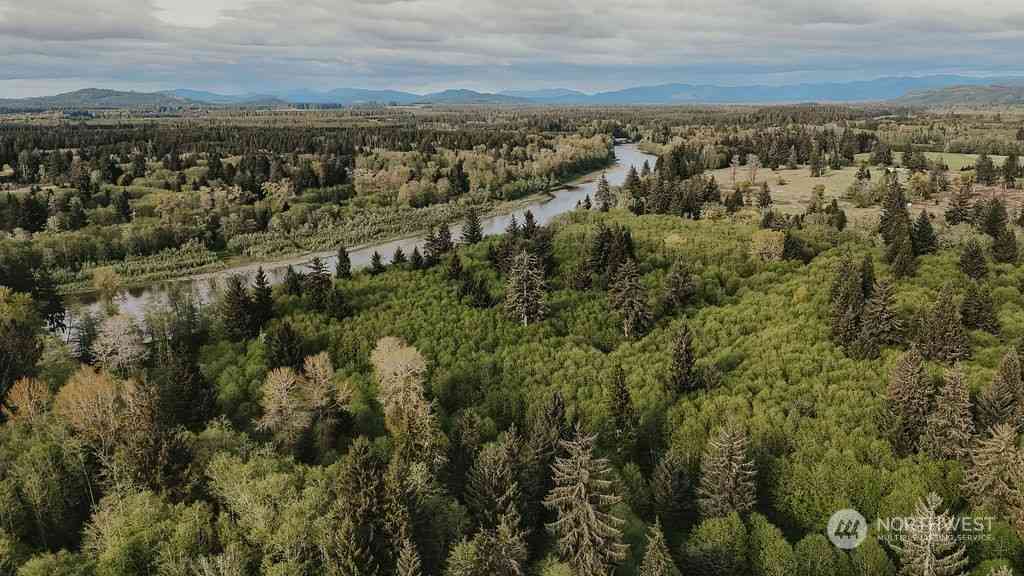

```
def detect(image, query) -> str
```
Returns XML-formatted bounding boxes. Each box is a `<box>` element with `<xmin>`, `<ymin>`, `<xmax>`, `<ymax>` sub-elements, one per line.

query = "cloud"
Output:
<box><xmin>0</xmin><ymin>0</ymin><xmax>1022</xmax><ymax>94</ymax></box>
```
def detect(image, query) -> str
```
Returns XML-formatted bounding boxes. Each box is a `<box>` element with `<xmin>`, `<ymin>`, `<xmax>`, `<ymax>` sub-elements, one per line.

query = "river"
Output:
<box><xmin>80</xmin><ymin>143</ymin><xmax>657</xmax><ymax>319</ymax></box>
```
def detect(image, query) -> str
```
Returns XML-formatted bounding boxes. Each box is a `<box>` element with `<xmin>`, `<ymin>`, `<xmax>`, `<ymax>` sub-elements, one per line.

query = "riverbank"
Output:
<box><xmin>63</xmin><ymin>150</ymin><xmax>623</xmax><ymax>300</ymax></box>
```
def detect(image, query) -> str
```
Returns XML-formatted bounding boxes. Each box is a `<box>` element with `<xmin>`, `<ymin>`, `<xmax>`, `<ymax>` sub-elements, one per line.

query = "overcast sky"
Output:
<box><xmin>1</xmin><ymin>0</ymin><xmax>1023</xmax><ymax>97</ymax></box>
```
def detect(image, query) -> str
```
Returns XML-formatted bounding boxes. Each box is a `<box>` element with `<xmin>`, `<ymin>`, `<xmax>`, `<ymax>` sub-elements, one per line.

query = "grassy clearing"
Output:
<box><xmin>853</xmin><ymin>151</ymin><xmax>1009</xmax><ymax>171</ymax></box>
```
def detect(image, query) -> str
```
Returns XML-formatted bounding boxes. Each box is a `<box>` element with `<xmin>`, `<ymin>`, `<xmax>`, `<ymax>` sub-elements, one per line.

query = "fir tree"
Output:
<box><xmin>920</xmin><ymin>284</ymin><xmax>971</xmax><ymax>364</ymax></box>
<box><xmin>853</xmin><ymin>280</ymin><xmax>903</xmax><ymax>358</ymax></box>
<box><xmin>960</xmin><ymin>280</ymin><xmax>1000</xmax><ymax>334</ymax></box>
<box><xmin>282</xmin><ymin>265</ymin><xmax>304</xmax><ymax>296</ymax></box>
<box><xmin>992</xmin><ymin>227</ymin><xmax>1019</xmax><ymax>264</ymax></box>
<box><xmin>787</xmin><ymin>145</ymin><xmax>799</xmax><ymax>169</ymax></box>
<box><xmin>978</xmin><ymin>351</ymin><xmax>1023</xmax><ymax>431</ymax></box>
<box><xmin>396</xmin><ymin>539</ymin><xmax>423</xmax><ymax>576</ymax></box>
<box><xmin>264</xmin><ymin>321</ymin><xmax>303</xmax><ymax>370</ymax></box>
<box><xmin>336</xmin><ymin>245</ymin><xmax>351</xmax><ymax>279</ymax></box>
<box><xmin>671</xmin><ymin>323</ymin><xmax>696</xmax><ymax>393</ymax></box>
<box><xmin>981</xmin><ymin>197</ymin><xmax>1009</xmax><ymax>237</ymax></box>
<box><xmin>697</xmin><ymin>425</ymin><xmax>757</xmax><ymax>518</ymax></box>
<box><xmin>664</xmin><ymin>258</ymin><xmax>697</xmax><ymax>310</ymax></box>
<box><xmin>219</xmin><ymin>274</ymin><xmax>254</xmax><ymax>340</ymax></box>
<box><xmin>595</xmin><ymin>173</ymin><xmax>614</xmax><ymax>210</ymax></box>
<box><xmin>886</xmin><ymin>347</ymin><xmax>932</xmax><ymax>454</ymax></box>
<box><xmin>251</xmin><ymin>267</ymin><xmax>274</xmax><ymax>331</ymax></box>
<box><xmin>610</xmin><ymin>258</ymin><xmax>650</xmax><ymax>339</ymax></box>
<box><xmin>392</xmin><ymin>246</ymin><xmax>407</xmax><ymax>266</ymax></box>
<box><xmin>504</xmin><ymin>251</ymin><xmax>547</xmax><ymax>326</ymax></box>
<box><xmin>505</xmin><ymin>214</ymin><xmax>520</xmax><ymax>237</ymax></box>
<box><xmin>410</xmin><ymin>247</ymin><xmax>424</xmax><ymax>270</ymax></box>
<box><xmin>757</xmin><ymin>182</ymin><xmax>773</xmax><ymax>210</ymax></box>
<box><xmin>962</xmin><ymin>423</ymin><xmax>1024</xmax><ymax>515</ymax></box>
<box><xmin>446</xmin><ymin>254</ymin><xmax>464</xmax><ymax>281</ymax></box>
<box><xmin>651</xmin><ymin>451</ymin><xmax>691</xmax><ymax>526</ymax></box>
<box><xmin>466</xmin><ymin>438</ymin><xmax>520</xmax><ymax>529</ymax></box>
<box><xmin>369</xmin><ymin>251</ymin><xmax>385</xmax><ymax>275</ymax></box>
<box><xmin>522</xmin><ymin>210</ymin><xmax>538</xmax><ymax>238</ymax></box>
<box><xmin>945</xmin><ymin>186</ymin><xmax>973</xmax><ymax>226</ymax></box>
<box><xmin>543</xmin><ymin>429</ymin><xmax>628</xmax><ymax>576</ymax></box>
<box><xmin>892</xmin><ymin>493</ymin><xmax>968</xmax><ymax>576</ymax></box>
<box><xmin>959</xmin><ymin>239</ymin><xmax>989</xmax><ymax>280</ymax></box>
<box><xmin>462</xmin><ymin>207</ymin><xmax>484</xmax><ymax>244</ymax></box>
<box><xmin>921</xmin><ymin>368</ymin><xmax>975</xmax><ymax>461</ymax></box>
<box><xmin>639</xmin><ymin>521</ymin><xmax>680</xmax><ymax>576</ymax></box>
<box><xmin>830</xmin><ymin>255</ymin><xmax>866</xmax><ymax>348</ymax></box>
<box><xmin>304</xmin><ymin>257</ymin><xmax>331</xmax><ymax>311</ymax></box>
<box><xmin>606</xmin><ymin>367</ymin><xmax>637</xmax><ymax>459</ymax></box>
<box><xmin>912</xmin><ymin>211</ymin><xmax>937</xmax><ymax>256</ymax></box>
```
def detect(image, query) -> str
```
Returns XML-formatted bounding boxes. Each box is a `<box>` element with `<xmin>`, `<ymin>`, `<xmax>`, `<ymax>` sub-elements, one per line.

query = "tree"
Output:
<box><xmin>639</xmin><ymin>521</ymin><xmax>680</xmax><ymax>576</ymax></box>
<box><xmin>446</xmin><ymin>254</ymin><xmax>464</xmax><ymax>281</ymax></box>
<box><xmin>912</xmin><ymin>211</ymin><xmax>937</xmax><ymax>256</ymax></box>
<box><xmin>336</xmin><ymin>246</ymin><xmax>351</xmax><ymax>278</ymax></box>
<box><xmin>992</xmin><ymin>227</ymin><xmax>1019</xmax><ymax>264</ymax></box>
<box><xmin>757</xmin><ymin>182</ymin><xmax>773</xmax><ymax>210</ymax></box>
<box><xmin>978</xmin><ymin>351</ymin><xmax>1022</xmax><ymax>431</ymax></box>
<box><xmin>830</xmin><ymin>254</ymin><xmax>866</xmax><ymax>349</ymax></box>
<box><xmin>595</xmin><ymin>173</ymin><xmax>614</xmax><ymax>210</ymax></box>
<box><xmin>305</xmin><ymin>257</ymin><xmax>332</xmax><ymax>311</ymax></box>
<box><xmin>891</xmin><ymin>493</ymin><xmax>968</xmax><ymax>576</ymax></box>
<box><xmin>0</xmin><ymin>288</ymin><xmax>43</xmax><ymax>412</ymax></box>
<box><xmin>663</xmin><ymin>258</ymin><xmax>697</xmax><ymax>310</ymax></box>
<box><xmin>93</xmin><ymin>314</ymin><xmax>146</xmax><ymax>377</ymax></box>
<box><xmin>606</xmin><ymin>368</ymin><xmax>637</xmax><ymax>459</ymax></box>
<box><xmin>504</xmin><ymin>251</ymin><xmax>547</xmax><ymax>326</ymax></box>
<box><xmin>960</xmin><ymin>239</ymin><xmax>989</xmax><ymax>280</ymax></box>
<box><xmin>410</xmin><ymin>247</ymin><xmax>425</xmax><ymax>270</ymax></box>
<box><xmin>960</xmin><ymin>280</ymin><xmax>999</xmax><ymax>334</ymax></box>
<box><xmin>466</xmin><ymin>433</ymin><xmax>522</xmax><ymax>530</ymax></box>
<box><xmin>919</xmin><ymin>284</ymin><xmax>970</xmax><ymax>364</ymax></box>
<box><xmin>610</xmin><ymin>258</ymin><xmax>650</xmax><ymax>339</ymax></box>
<box><xmin>921</xmin><ymin>368</ymin><xmax>974</xmax><ymax>461</ymax></box>
<box><xmin>651</xmin><ymin>450</ymin><xmax>691</xmax><ymax>526</ymax></box>
<box><xmin>219</xmin><ymin>274</ymin><xmax>254</xmax><ymax>340</ymax></box>
<box><xmin>543</xmin><ymin>429</ymin><xmax>628</xmax><ymax>576</ymax></box>
<box><xmin>962</xmin><ymin>423</ymin><xmax>1024</xmax><ymax>516</ymax></box>
<box><xmin>370</xmin><ymin>337</ymin><xmax>443</xmax><ymax>467</ymax></box>
<box><xmin>683</xmin><ymin>513</ymin><xmax>749</xmax><ymax>576</ymax></box>
<box><xmin>886</xmin><ymin>347</ymin><xmax>932</xmax><ymax>454</ymax></box>
<box><xmin>397</xmin><ymin>539</ymin><xmax>423</xmax><ymax>576</ymax></box>
<box><xmin>369</xmin><ymin>251</ymin><xmax>385</xmax><ymax>275</ymax></box>
<box><xmin>282</xmin><ymin>265</ymin><xmax>304</xmax><ymax>296</ymax></box>
<box><xmin>264</xmin><ymin>321</ymin><xmax>304</xmax><ymax>370</ymax></box>
<box><xmin>698</xmin><ymin>425</ymin><xmax>757</xmax><ymax>518</ymax></box>
<box><xmin>853</xmin><ymin>280</ymin><xmax>903</xmax><ymax>358</ymax></box>
<box><xmin>251</xmin><ymin>267</ymin><xmax>274</xmax><ymax>331</ymax></box>
<box><xmin>257</xmin><ymin>367</ymin><xmax>312</xmax><ymax>449</ymax></box>
<box><xmin>462</xmin><ymin>207</ymin><xmax>484</xmax><ymax>244</ymax></box>
<box><xmin>977</xmin><ymin>153</ymin><xmax>998</xmax><ymax>185</ymax></box>
<box><xmin>671</xmin><ymin>323</ymin><xmax>696</xmax><ymax>393</ymax></box>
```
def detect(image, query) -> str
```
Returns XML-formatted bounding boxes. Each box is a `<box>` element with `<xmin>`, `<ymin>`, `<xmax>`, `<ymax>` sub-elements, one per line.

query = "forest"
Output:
<box><xmin>3</xmin><ymin>103</ymin><xmax>1024</xmax><ymax>576</ymax></box>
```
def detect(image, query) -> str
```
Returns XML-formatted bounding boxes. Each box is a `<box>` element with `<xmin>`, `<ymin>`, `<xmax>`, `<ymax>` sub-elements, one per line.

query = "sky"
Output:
<box><xmin>1</xmin><ymin>0</ymin><xmax>1023</xmax><ymax>97</ymax></box>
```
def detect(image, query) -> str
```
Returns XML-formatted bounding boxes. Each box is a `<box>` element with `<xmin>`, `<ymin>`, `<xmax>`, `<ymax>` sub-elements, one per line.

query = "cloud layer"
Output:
<box><xmin>1</xmin><ymin>0</ymin><xmax>1023</xmax><ymax>95</ymax></box>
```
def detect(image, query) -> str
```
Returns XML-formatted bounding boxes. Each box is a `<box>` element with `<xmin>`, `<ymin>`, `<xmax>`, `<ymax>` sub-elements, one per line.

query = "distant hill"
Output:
<box><xmin>893</xmin><ymin>84</ymin><xmax>1024</xmax><ymax>107</ymax></box>
<box><xmin>417</xmin><ymin>89</ymin><xmax>529</xmax><ymax>104</ymax></box>
<box><xmin>162</xmin><ymin>89</ymin><xmax>283</xmax><ymax>106</ymax></box>
<box><xmin>0</xmin><ymin>88</ymin><xmax>194</xmax><ymax>110</ymax></box>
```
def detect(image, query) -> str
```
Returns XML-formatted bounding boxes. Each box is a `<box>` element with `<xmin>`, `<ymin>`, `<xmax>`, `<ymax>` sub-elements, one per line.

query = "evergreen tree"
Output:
<box><xmin>639</xmin><ymin>521</ymin><xmax>680</xmax><ymax>576</ymax></box>
<box><xmin>981</xmin><ymin>197</ymin><xmax>1009</xmax><ymax>237</ymax></box>
<box><xmin>697</xmin><ymin>425</ymin><xmax>757</xmax><ymax>518</ymax></box>
<box><xmin>978</xmin><ymin>351</ymin><xmax>1022</xmax><ymax>431</ymax></box>
<box><xmin>264</xmin><ymin>321</ymin><xmax>303</xmax><ymax>370</ymax></box>
<box><xmin>888</xmin><ymin>217</ymin><xmax>917</xmax><ymax>279</ymax></box>
<box><xmin>892</xmin><ymin>493</ymin><xmax>968</xmax><ymax>576</ymax></box>
<box><xmin>543</xmin><ymin>429</ymin><xmax>628</xmax><ymax>576</ymax></box>
<box><xmin>610</xmin><ymin>258</ymin><xmax>650</xmax><ymax>339</ymax></box>
<box><xmin>304</xmin><ymin>257</ymin><xmax>331</xmax><ymax>311</ymax></box>
<box><xmin>606</xmin><ymin>368</ymin><xmax>637</xmax><ymax>459</ymax></box>
<box><xmin>911</xmin><ymin>211</ymin><xmax>937</xmax><ymax>256</ymax></box>
<box><xmin>504</xmin><ymin>251</ymin><xmax>547</xmax><ymax>326</ymax></box>
<box><xmin>336</xmin><ymin>245</ymin><xmax>351</xmax><ymax>278</ymax></box>
<box><xmin>595</xmin><ymin>173</ymin><xmax>614</xmax><ymax>210</ymax></box>
<box><xmin>522</xmin><ymin>210</ymin><xmax>538</xmax><ymax>238</ymax></box>
<box><xmin>886</xmin><ymin>347</ymin><xmax>932</xmax><ymax>454</ymax></box>
<box><xmin>396</xmin><ymin>539</ymin><xmax>423</xmax><ymax>576</ymax></box>
<box><xmin>462</xmin><ymin>207</ymin><xmax>484</xmax><ymax>244</ymax></box>
<box><xmin>992</xmin><ymin>227</ymin><xmax>1019</xmax><ymax>264</ymax></box>
<box><xmin>466</xmin><ymin>439</ymin><xmax>520</xmax><ymax>530</ymax></box>
<box><xmin>446</xmin><ymin>254</ymin><xmax>464</xmax><ymax>281</ymax></box>
<box><xmin>505</xmin><ymin>214</ymin><xmax>520</xmax><ymax>237</ymax></box>
<box><xmin>962</xmin><ymin>423</ymin><xmax>1024</xmax><ymax>516</ymax></box>
<box><xmin>921</xmin><ymin>368</ymin><xmax>975</xmax><ymax>461</ymax></box>
<box><xmin>664</xmin><ymin>258</ymin><xmax>697</xmax><ymax>310</ymax></box>
<box><xmin>830</xmin><ymin>255</ymin><xmax>866</xmax><ymax>348</ymax></box>
<box><xmin>959</xmin><ymin>238</ymin><xmax>989</xmax><ymax>279</ymax></box>
<box><xmin>410</xmin><ymin>247</ymin><xmax>424</xmax><ymax>270</ymax></box>
<box><xmin>251</xmin><ymin>267</ymin><xmax>274</xmax><ymax>331</ymax></box>
<box><xmin>920</xmin><ymin>284</ymin><xmax>971</xmax><ymax>363</ymax></box>
<box><xmin>369</xmin><ymin>251</ymin><xmax>385</xmax><ymax>275</ymax></box>
<box><xmin>853</xmin><ymin>280</ymin><xmax>903</xmax><ymax>358</ymax></box>
<box><xmin>757</xmin><ymin>182</ymin><xmax>773</xmax><ymax>210</ymax></box>
<box><xmin>809</xmin><ymin>145</ymin><xmax>824</xmax><ymax>177</ymax></box>
<box><xmin>282</xmin><ymin>265</ymin><xmax>304</xmax><ymax>296</ymax></box>
<box><xmin>945</xmin><ymin>186</ymin><xmax>973</xmax><ymax>226</ymax></box>
<box><xmin>392</xmin><ymin>246</ymin><xmax>407</xmax><ymax>266</ymax></box>
<box><xmin>787</xmin><ymin>146</ymin><xmax>799</xmax><ymax>169</ymax></box>
<box><xmin>219</xmin><ymin>275</ymin><xmax>254</xmax><ymax>340</ymax></box>
<box><xmin>976</xmin><ymin>152</ymin><xmax>998</xmax><ymax>185</ymax></box>
<box><xmin>671</xmin><ymin>323</ymin><xmax>696</xmax><ymax>393</ymax></box>
<box><xmin>960</xmin><ymin>280</ymin><xmax>1000</xmax><ymax>334</ymax></box>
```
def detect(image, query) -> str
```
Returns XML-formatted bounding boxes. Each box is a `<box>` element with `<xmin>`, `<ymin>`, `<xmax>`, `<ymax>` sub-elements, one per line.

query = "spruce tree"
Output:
<box><xmin>396</xmin><ymin>539</ymin><xmax>423</xmax><ymax>576</ymax></box>
<box><xmin>830</xmin><ymin>255</ymin><xmax>865</xmax><ymax>348</ymax></box>
<box><xmin>543</xmin><ymin>429</ymin><xmax>628</xmax><ymax>575</ymax></box>
<box><xmin>920</xmin><ymin>284</ymin><xmax>971</xmax><ymax>364</ymax></box>
<box><xmin>446</xmin><ymin>254</ymin><xmax>464</xmax><ymax>281</ymax></box>
<box><xmin>979</xmin><ymin>351</ymin><xmax>1022</xmax><ymax>430</ymax></box>
<box><xmin>888</xmin><ymin>217</ymin><xmax>917</xmax><ymax>279</ymax></box>
<box><xmin>671</xmin><ymin>323</ymin><xmax>696</xmax><ymax>393</ymax></box>
<box><xmin>522</xmin><ymin>210</ymin><xmax>538</xmax><ymax>238</ymax></box>
<box><xmin>504</xmin><ymin>251</ymin><xmax>547</xmax><ymax>326</ymax></box>
<box><xmin>466</xmin><ymin>439</ymin><xmax>520</xmax><ymax>529</ymax></box>
<box><xmin>595</xmin><ymin>173</ymin><xmax>614</xmax><ymax>210</ymax></box>
<box><xmin>462</xmin><ymin>207</ymin><xmax>484</xmax><ymax>244</ymax></box>
<box><xmin>392</xmin><ymin>246</ymin><xmax>407</xmax><ymax>266</ymax></box>
<box><xmin>945</xmin><ymin>186</ymin><xmax>973</xmax><ymax>226</ymax></box>
<box><xmin>892</xmin><ymin>493</ymin><xmax>968</xmax><ymax>576</ymax></box>
<box><xmin>336</xmin><ymin>245</ymin><xmax>351</xmax><ymax>278</ymax></box>
<box><xmin>921</xmin><ymin>368</ymin><xmax>975</xmax><ymax>461</ymax></box>
<box><xmin>992</xmin><ymin>226</ymin><xmax>1019</xmax><ymax>264</ymax></box>
<box><xmin>282</xmin><ymin>265</ymin><xmax>303</xmax><ymax>296</ymax></box>
<box><xmin>960</xmin><ymin>280</ymin><xmax>1000</xmax><ymax>334</ymax></box>
<box><xmin>757</xmin><ymin>182</ymin><xmax>773</xmax><ymax>210</ymax></box>
<box><xmin>651</xmin><ymin>451</ymin><xmax>691</xmax><ymax>525</ymax></box>
<box><xmin>251</xmin><ymin>267</ymin><xmax>274</xmax><ymax>331</ymax></box>
<box><xmin>959</xmin><ymin>239</ymin><xmax>989</xmax><ymax>279</ymax></box>
<box><xmin>304</xmin><ymin>257</ymin><xmax>331</xmax><ymax>311</ymax></box>
<box><xmin>886</xmin><ymin>347</ymin><xmax>932</xmax><ymax>454</ymax></box>
<box><xmin>860</xmin><ymin>254</ymin><xmax>876</xmax><ymax>301</ymax></box>
<box><xmin>962</xmin><ymin>423</ymin><xmax>1024</xmax><ymax>515</ymax></box>
<box><xmin>853</xmin><ymin>280</ymin><xmax>903</xmax><ymax>358</ymax></box>
<box><xmin>410</xmin><ymin>247</ymin><xmax>424</xmax><ymax>270</ymax></box>
<box><xmin>697</xmin><ymin>425</ymin><xmax>757</xmax><ymax>518</ymax></box>
<box><xmin>664</xmin><ymin>258</ymin><xmax>697</xmax><ymax>310</ymax></box>
<box><xmin>264</xmin><ymin>321</ymin><xmax>303</xmax><ymax>370</ymax></box>
<box><xmin>610</xmin><ymin>258</ymin><xmax>650</xmax><ymax>339</ymax></box>
<box><xmin>911</xmin><ymin>211</ymin><xmax>937</xmax><ymax>255</ymax></box>
<box><xmin>369</xmin><ymin>251</ymin><xmax>385</xmax><ymax>275</ymax></box>
<box><xmin>607</xmin><ymin>367</ymin><xmax>637</xmax><ymax>459</ymax></box>
<box><xmin>639</xmin><ymin>521</ymin><xmax>680</xmax><ymax>576</ymax></box>
<box><xmin>219</xmin><ymin>274</ymin><xmax>254</xmax><ymax>340</ymax></box>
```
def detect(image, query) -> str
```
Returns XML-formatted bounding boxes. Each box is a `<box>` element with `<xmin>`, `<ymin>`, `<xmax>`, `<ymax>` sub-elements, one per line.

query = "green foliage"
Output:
<box><xmin>682</xmin><ymin>512</ymin><xmax>748</xmax><ymax>576</ymax></box>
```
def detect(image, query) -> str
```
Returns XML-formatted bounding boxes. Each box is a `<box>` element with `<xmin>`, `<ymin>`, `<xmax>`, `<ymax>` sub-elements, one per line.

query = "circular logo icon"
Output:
<box><xmin>827</xmin><ymin>508</ymin><xmax>867</xmax><ymax>549</ymax></box>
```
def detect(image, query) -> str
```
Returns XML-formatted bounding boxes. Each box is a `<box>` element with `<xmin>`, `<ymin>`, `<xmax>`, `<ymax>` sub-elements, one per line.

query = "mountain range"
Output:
<box><xmin>4</xmin><ymin>75</ymin><xmax>1024</xmax><ymax>110</ymax></box>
